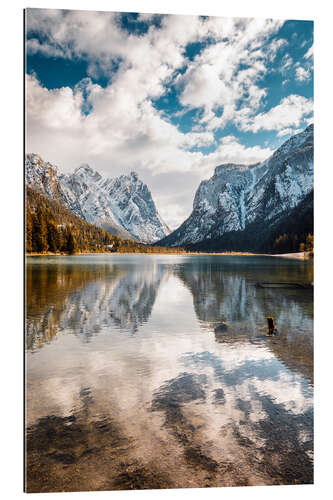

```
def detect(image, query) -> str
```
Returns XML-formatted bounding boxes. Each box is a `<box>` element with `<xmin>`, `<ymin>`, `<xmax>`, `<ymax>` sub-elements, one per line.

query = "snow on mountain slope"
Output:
<box><xmin>159</xmin><ymin>125</ymin><xmax>313</xmax><ymax>247</ymax></box>
<box><xmin>246</xmin><ymin>125</ymin><xmax>313</xmax><ymax>225</ymax></box>
<box><xmin>25</xmin><ymin>155</ymin><xmax>170</xmax><ymax>243</ymax></box>
<box><xmin>25</xmin><ymin>153</ymin><xmax>68</xmax><ymax>205</ymax></box>
<box><xmin>60</xmin><ymin>164</ymin><xmax>170</xmax><ymax>243</ymax></box>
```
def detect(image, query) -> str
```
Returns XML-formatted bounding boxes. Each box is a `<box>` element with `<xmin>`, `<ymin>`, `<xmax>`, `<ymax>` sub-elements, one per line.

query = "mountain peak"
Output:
<box><xmin>158</xmin><ymin>125</ymin><xmax>313</xmax><ymax>249</ymax></box>
<box><xmin>26</xmin><ymin>152</ymin><xmax>43</xmax><ymax>163</ymax></box>
<box><xmin>25</xmin><ymin>153</ymin><xmax>58</xmax><ymax>171</ymax></box>
<box><xmin>272</xmin><ymin>123</ymin><xmax>314</xmax><ymax>164</ymax></box>
<box><xmin>25</xmin><ymin>154</ymin><xmax>170</xmax><ymax>244</ymax></box>
<box><xmin>73</xmin><ymin>164</ymin><xmax>102</xmax><ymax>183</ymax></box>
<box><xmin>74</xmin><ymin>164</ymin><xmax>94</xmax><ymax>175</ymax></box>
<box><xmin>129</xmin><ymin>171</ymin><xmax>138</xmax><ymax>181</ymax></box>
<box><xmin>214</xmin><ymin>163</ymin><xmax>248</xmax><ymax>176</ymax></box>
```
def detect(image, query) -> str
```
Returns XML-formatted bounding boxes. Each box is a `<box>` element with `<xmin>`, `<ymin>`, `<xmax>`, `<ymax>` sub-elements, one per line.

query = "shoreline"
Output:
<box><xmin>25</xmin><ymin>251</ymin><xmax>311</xmax><ymax>260</ymax></box>
<box><xmin>269</xmin><ymin>252</ymin><xmax>311</xmax><ymax>260</ymax></box>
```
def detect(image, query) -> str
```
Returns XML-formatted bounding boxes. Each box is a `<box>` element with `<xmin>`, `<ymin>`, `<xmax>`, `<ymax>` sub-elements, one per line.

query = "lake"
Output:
<box><xmin>25</xmin><ymin>254</ymin><xmax>313</xmax><ymax>492</ymax></box>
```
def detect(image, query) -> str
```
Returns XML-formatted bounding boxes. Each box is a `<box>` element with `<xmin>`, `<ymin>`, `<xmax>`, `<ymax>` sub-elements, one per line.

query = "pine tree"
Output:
<box><xmin>47</xmin><ymin>220</ymin><xmax>60</xmax><ymax>252</ymax></box>
<box><xmin>305</xmin><ymin>234</ymin><xmax>314</xmax><ymax>252</ymax></box>
<box><xmin>33</xmin><ymin>207</ymin><xmax>49</xmax><ymax>253</ymax></box>
<box><xmin>26</xmin><ymin>207</ymin><xmax>33</xmax><ymax>252</ymax></box>
<box><xmin>305</xmin><ymin>234</ymin><xmax>314</xmax><ymax>256</ymax></box>
<box><xmin>65</xmin><ymin>229</ymin><xmax>76</xmax><ymax>255</ymax></box>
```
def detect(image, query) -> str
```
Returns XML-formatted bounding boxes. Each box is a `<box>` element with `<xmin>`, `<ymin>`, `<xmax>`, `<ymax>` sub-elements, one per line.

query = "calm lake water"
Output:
<box><xmin>25</xmin><ymin>254</ymin><xmax>313</xmax><ymax>492</ymax></box>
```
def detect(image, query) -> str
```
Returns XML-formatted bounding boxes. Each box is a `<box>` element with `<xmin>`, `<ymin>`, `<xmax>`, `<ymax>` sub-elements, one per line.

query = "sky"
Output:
<box><xmin>25</xmin><ymin>9</ymin><xmax>313</xmax><ymax>229</ymax></box>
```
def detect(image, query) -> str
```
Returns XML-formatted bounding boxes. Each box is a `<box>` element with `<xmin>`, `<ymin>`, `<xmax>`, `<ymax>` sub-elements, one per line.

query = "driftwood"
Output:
<box><xmin>266</xmin><ymin>316</ymin><xmax>277</xmax><ymax>335</ymax></box>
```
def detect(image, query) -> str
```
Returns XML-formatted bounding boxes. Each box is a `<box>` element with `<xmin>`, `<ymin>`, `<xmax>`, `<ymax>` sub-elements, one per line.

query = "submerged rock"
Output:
<box><xmin>214</xmin><ymin>323</ymin><xmax>229</xmax><ymax>343</ymax></box>
<box><xmin>214</xmin><ymin>323</ymin><xmax>228</xmax><ymax>334</ymax></box>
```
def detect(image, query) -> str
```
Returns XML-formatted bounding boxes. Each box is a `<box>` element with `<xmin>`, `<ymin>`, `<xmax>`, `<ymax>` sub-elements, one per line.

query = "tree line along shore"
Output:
<box><xmin>26</xmin><ymin>186</ymin><xmax>313</xmax><ymax>257</ymax></box>
<box><xmin>25</xmin><ymin>187</ymin><xmax>186</xmax><ymax>255</ymax></box>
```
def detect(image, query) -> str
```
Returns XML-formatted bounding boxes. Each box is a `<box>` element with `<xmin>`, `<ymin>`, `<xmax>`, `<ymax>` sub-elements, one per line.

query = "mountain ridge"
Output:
<box><xmin>158</xmin><ymin>125</ymin><xmax>313</xmax><ymax>250</ymax></box>
<box><xmin>25</xmin><ymin>154</ymin><xmax>170</xmax><ymax>244</ymax></box>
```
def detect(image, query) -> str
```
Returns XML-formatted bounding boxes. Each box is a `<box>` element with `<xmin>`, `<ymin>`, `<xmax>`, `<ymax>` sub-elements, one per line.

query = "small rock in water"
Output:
<box><xmin>214</xmin><ymin>323</ymin><xmax>228</xmax><ymax>334</ymax></box>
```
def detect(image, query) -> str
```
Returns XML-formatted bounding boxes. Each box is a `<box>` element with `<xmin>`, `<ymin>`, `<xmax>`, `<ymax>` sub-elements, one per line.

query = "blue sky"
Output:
<box><xmin>25</xmin><ymin>9</ymin><xmax>313</xmax><ymax>228</ymax></box>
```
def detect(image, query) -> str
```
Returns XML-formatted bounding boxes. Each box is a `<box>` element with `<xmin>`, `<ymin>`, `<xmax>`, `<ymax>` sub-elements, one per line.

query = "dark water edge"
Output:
<box><xmin>25</xmin><ymin>254</ymin><xmax>313</xmax><ymax>492</ymax></box>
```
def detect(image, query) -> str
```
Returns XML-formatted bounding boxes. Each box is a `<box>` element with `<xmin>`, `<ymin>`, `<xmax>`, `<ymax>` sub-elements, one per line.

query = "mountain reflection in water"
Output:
<box><xmin>25</xmin><ymin>254</ymin><xmax>313</xmax><ymax>492</ymax></box>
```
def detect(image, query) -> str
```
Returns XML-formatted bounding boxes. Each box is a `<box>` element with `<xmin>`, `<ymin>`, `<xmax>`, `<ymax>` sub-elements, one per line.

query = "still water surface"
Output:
<box><xmin>25</xmin><ymin>254</ymin><xmax>313</xmax><ymax>492</ymax></box>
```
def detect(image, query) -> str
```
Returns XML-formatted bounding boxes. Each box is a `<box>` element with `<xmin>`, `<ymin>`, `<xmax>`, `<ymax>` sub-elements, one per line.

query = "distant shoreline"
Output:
<box><xmin>269</xmin><ymin>252</ymin><xmax>311</xmax><ymax>260</ymax></box>
<box><xmin>25</xmin><ymin>251</ymin><xmax>312</xmax><ymax>260</ymax></box>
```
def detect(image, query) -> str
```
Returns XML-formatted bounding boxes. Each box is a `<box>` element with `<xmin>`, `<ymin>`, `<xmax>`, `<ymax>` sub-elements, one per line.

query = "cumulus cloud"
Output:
<box><xmin>211</xmin><ymin>135</ymin><xmax>273</xmax><ymax>165</ymax></box>
<box><xmin>295</xmin><ymin>66</ymin><xmax>311</xmax><ymax>82</ymax></box>
<box><xmin>25</xmin><ymin>10</ymin><xmax>311</xmax><ymax>228</ymax></box>
<box><xmin>176</xmin><ymin>18</ymin><xmax>283</xmax><ymax>130</ymax></box>
<box><xmin>26</xmin><ymin>72</ymin><xmax>273</xmax><ymax>228</ymax></box>
<box><xmin>27</xmin><ymin>10</ymin><xmax>284</xmax><ymax>134</ymax></box>
<box><xmin>26</xmin><ymin>37</ymin><xmax>67</xmax><ymax>58</ymax></box>
<box><xmin>26</xmin><ymin>10</ymin><xmax>199</xmax><ymax>81</ymax></box>
<box><xmin>238</xmin><ymin>94</ymin><xmax>313</xmax><ymax>133</ymax></box>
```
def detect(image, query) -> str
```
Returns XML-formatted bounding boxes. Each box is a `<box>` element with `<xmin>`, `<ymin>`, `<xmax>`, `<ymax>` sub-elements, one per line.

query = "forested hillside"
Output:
<box><xmin>25</xmin><ymin>187</ymin><xmax>183</xmax><ymax>254</ymax></box>
<box><xmin>260</xmin><ymin>190</ymin><xmax>314</xmax><ymax>254</ymax></box>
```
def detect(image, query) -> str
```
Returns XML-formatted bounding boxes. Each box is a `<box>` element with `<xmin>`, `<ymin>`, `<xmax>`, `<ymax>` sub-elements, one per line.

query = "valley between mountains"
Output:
<box><xmin>25</xmin><ymin>125</ymin><xmax>313</xmax><ymax>255</ymax></box>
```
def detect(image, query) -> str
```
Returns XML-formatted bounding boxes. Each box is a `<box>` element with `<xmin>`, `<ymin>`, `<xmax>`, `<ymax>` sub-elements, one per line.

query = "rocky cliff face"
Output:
<box><xmin>25</xmin><ymin>155</ymin><xmax>170</xmax><ymax>243</ymax></box>
<box><xmin>159</xmin><ymin>125</ymin><xmax>313</xmax><ymax>248</ymax></box>
<box><xmin>25</xmin><ymin>153</ymin><xmax>68</xmax><ymax>205</ymax></box>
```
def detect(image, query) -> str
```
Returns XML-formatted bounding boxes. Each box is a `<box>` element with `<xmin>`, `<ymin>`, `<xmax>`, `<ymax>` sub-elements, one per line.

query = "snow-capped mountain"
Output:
<box><xmin>159</xmin><ymin>125</ymin><xmax>313</xmax><ymax>248</ymax></box>
<box><xmin>25</xmin><ymin>154</ymin><xmax>170</xmax><ymax>243</ymax></box>
<box><xmin>25</xmin><ymin>153</ymin><xmax>68</xmax><ymax>205</ymax></box>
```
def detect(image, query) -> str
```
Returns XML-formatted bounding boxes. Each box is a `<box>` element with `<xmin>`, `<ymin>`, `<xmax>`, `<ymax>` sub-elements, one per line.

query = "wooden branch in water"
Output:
<box><xmin>266</xmin><ymin>316</ymin><xmax>276</xmax><ymax>335</ymax></box>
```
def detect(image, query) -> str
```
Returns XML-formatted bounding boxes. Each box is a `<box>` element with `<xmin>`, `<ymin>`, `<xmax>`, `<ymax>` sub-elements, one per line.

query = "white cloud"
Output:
<box><xmin>26</xmin><ymin>37</ymin><xmax>68</xmax><ymax>58</ymax></box>
<box><xmin>238</xmin><ymin>94</ymin><xmax>313</xmax><ymax>133</ymax></box>
<box><xmin>279</xmin><ymin>54</ymin><xmax>293</xmax><ymax>73</ymax></box>
<box><xmin>26</xmin><ymin>10</ymin><xmax>201</xmax><ymax>81</ymax></box>
<box><xmin>27</xmin><ymin>10</ymin><xmax>284</xmax><ymax>134</ymax></box>
<box><xmin>277</xmin><ymin>127</ymin><xmax>303</xmax><ymax>137</ymax></box>
<box><xmin>304</xmin><ymin>43</ymin><xmax>314</xmax><ymax>60</ymax></box>
<box><xmin>176</xmin><ymin>18</ymin><xmax>283</xmax><ymax>130</ymax></box>
<box><xmin>304</xmin><ymin>116</ymin><xmax>314</xmax><ymax>126</ymax></box>
<box><xmin>26</xmin><ymin>10</ymin><xmax>310</xmax><ymax>141</ymax></box>
<box><xmin>268</xmin><ymin>38</ymin><xmax>288</xmax><ymax>62</ymax></box>
<box><xmin>26</xmin><ymin>72</ymin><xmax>274</xmax><ymax>229</ymax></box>
<box><xmin>25</xmin><ymin>10</ymin><xmax>310</xmax><ymax>229</ymax></box>
<box><xmin>220</xmin><ymin>135</ymin><xmax>238</xmax><ymax>145</ymax></box>
<box><xmin>295</xmin><ymin>66</ymin><xmax>311</xmax><ymax>82</ymax></box>
<box><xmin>211</xmin><ymin>135</ymin><xmax>273</xmax><ymax>165</ymax></box>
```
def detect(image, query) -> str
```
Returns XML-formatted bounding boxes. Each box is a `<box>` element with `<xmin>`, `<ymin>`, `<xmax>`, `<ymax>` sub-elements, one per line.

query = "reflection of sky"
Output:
<box><xmin>26</xmin><ymin>256</ymin><xmax>313</xmax><ymax>484</ymax></box>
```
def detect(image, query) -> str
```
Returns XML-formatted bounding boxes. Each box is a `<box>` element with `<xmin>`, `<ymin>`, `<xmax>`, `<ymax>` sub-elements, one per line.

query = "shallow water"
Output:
<box><xmin>25</xmin><ymin>254</ymin><xmax>313</xmax><ymax>492</ymax></box>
